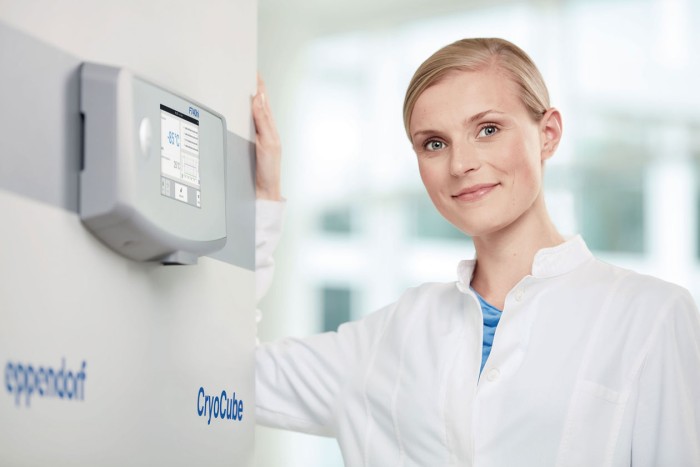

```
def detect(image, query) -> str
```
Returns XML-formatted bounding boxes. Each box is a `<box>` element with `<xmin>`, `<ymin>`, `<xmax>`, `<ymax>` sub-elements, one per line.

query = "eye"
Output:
<box><xmin>424</xmin><ymin>140</ymin><xmax>446</xmax><ymax>151</ymax></box>
<box><xmin>477</xmin><ymin>125</ymin><xmax>499</xmax><ymax>138</ymax></box>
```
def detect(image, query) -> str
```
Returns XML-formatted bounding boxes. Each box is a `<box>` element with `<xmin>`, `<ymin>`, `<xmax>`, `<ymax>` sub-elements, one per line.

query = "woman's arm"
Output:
<box><xmin>252</xmin><ymin>75</ymin><xmax>282</xmax><ymax>202</ymax></box>
<box><xmin>255</xmin><ymin>199</ymin><xmax>284</xmax><ymax>302</ymax></box>
<box><xmin>631</xmin><ymin>289</ymin><xmax>700</xmax><ymax>465</ymax></box>
<box><xmin>251</xmin><ymin>76</ymin><xmax>387</xmax><ymax>435</ymax></box>
<box><xmin>253</xmin><ymin>76</ymin><xmax>284</xmax><ymax>301</ymax></box>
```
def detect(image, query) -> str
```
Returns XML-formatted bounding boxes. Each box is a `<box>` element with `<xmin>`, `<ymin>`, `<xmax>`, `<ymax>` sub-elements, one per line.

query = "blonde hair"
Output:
<box><xmin>403</xmin><ymin>38</ymin><xmax>550</xmax><ymax>141</ymax></box>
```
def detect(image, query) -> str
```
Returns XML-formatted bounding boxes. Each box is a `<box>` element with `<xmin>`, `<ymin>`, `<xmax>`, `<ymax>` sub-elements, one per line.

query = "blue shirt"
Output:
<box><xmin>472</xmin><ymin>288</ymin><xmax>503</xmax><ymax>373</ymax></box>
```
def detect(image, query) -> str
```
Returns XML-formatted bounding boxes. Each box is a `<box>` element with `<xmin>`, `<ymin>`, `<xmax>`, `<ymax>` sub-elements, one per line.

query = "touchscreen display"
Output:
<box><xmin>160</xmin><ymin>104</ymin><xmax>201</xmax><ymax>208</ymax></box>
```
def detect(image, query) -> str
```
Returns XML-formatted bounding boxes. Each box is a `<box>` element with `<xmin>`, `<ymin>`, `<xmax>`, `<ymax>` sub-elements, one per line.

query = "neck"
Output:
<box><xmin>470</xmin><ymin>194</ymin><xmax>564</xmax><ymax>309</ymax></box>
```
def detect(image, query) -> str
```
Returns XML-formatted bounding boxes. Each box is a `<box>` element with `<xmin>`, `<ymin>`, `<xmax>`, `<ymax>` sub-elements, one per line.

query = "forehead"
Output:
<box><xmin>410</xmin><ymin>68</ymin><xmax>524</xmax><ymax>131</ymax></box>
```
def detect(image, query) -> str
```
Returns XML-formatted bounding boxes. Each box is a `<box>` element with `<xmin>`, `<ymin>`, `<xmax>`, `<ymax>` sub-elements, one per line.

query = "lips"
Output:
<box><xmin>452</xmin><ymin>183</ymin><xmax>499</xmax><ymax>202</ymax></box>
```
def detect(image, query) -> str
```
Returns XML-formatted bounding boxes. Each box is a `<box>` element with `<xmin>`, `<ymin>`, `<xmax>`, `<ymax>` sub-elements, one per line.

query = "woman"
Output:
<box><xmin>252</xmin><ymin>38</ymin><xmax>700</xmax><ymax>466</ymax></box>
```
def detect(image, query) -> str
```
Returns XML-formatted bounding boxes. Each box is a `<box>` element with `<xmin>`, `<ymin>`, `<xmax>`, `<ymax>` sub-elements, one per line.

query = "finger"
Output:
<box><xmin>257</xmin><ymin>74</ymin><xmax>267</xmax><ymax>96</ymax></box>
<box><xmin>257</xmin><ymin>76</ymin><xmax>274</xmax><ymax>116</ymax></box>
<box><xmin>252</xmin><ymin>93</ymin><xmax>269</xmax><ymax>135</ymax></box>
<box><xmin>252</xmin><ymin>93</ymin><xmax>279</xmax><ymax>140</ymax></box>
<box><xmin>252</xmin><ymin>76</ymin><xmax>280</xmax><ymax>150</ymax></box>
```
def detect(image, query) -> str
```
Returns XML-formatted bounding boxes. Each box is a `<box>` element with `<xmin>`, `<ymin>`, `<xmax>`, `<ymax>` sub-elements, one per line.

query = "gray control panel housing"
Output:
<box><xmin>80</xmin><ymin>63</ymin><xmax>227</xmax><ymax>264</ymax></box>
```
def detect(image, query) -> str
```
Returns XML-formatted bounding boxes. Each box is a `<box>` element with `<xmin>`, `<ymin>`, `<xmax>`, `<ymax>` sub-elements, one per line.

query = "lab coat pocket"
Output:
<box><xmin>555</xmin><ymin>380</ymin><xmax>628</xmax><ymax>467</ymax></box>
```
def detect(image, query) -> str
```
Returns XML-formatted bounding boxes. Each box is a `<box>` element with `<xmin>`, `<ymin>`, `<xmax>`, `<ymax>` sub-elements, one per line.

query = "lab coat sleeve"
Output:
<box><xmin>256</xmin><ymin>199</ymin><xmax>285</xmax><ymax>302</ymax></box>
<box><xmin>256</xmin><ymin>304</ymin><xmax>393</xmax><ymax>436</ymax></box>
<box><xmin>254</xmin><ymin>197</ymin><xmax>393</xmax><ymax>435</ymax></box>
<box><xmin>631</xmin><ymin>289</ymin><xmax>700</xmax><ymax>466</ymax></box>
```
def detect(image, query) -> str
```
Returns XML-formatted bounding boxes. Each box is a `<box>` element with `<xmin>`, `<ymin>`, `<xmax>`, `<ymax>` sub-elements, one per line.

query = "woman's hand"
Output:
<box><xmin>252</xmin><ymin>75</ymin><xmax>282</xmax><ymax>201</ymax></box>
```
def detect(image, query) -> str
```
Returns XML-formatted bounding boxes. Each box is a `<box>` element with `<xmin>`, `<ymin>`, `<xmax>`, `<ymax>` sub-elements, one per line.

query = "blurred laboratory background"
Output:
<box><xmin>256</xmin><ymin>0</ymin><xmax>700</xmax><ymax>465</ymax></box>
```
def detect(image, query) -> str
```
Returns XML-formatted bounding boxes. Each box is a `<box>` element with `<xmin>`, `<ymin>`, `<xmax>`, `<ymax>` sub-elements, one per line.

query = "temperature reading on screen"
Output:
<box><xmin>160</xmin><ymin>104</ymin><xmax>201</xmax><ymax>208</ymax></box>
<box><xmin>167</xmin><ymin>130</ymin><xmax>180</xmax><ymax>147</ymax></box>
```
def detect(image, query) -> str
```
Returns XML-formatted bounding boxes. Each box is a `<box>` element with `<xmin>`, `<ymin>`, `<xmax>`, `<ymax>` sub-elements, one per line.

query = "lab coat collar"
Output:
<box><xmin>456</xmin><ymin>235</ymin><xmax>593</xmax><ymax>288</ymax></box>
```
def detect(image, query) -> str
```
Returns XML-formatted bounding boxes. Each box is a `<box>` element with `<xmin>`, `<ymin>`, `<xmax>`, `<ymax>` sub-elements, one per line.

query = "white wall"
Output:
<box><xmin>0</xmin><ymin>1</ymin><xmax>257</xmax><ymax>465</ymax></box>
<box><xmin>0</xmin><ymin>0</ymin><xmax>257</xmax><ymax>138</ymax></box>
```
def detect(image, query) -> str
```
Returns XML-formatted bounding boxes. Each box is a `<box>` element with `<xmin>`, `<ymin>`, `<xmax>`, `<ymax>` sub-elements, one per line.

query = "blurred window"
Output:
<box><xmin>321</xmin><ymin>286</ymin><xmax>353</xmax><ymax>332</ymax></box>
<box><xmin>572</xmin><ymin>133</ymin><xmax>647</xmax><ymax>253</ymax></box>
<box><xmin>320</xmin><ymin>206</ymin><xmax>354</xmax><ymax>234</ymax></box>
<box><xmin>407</xmin><ymin>193</ymin><xmax>469</xmax><ymax>241</ymax></box>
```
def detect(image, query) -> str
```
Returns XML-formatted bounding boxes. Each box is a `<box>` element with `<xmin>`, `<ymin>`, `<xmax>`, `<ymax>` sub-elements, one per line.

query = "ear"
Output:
<box><xmin>539</xmin><ymin>108</ymin><xmax>562</xmax><ymax>162</ymax></box>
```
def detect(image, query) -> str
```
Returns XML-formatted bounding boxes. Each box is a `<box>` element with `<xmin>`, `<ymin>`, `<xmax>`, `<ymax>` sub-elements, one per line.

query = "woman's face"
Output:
<box><xmin>409</xmin><ymin>68</ymin><xmax>558</xmax><ymax>238</ymax></box>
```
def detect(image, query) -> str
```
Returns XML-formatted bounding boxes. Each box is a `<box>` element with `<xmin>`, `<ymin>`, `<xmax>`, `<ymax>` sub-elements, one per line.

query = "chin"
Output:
<box><xmin>447</xmin><ymin>215</ymin><xmax>512</xmax><ymax>239</ymax></box>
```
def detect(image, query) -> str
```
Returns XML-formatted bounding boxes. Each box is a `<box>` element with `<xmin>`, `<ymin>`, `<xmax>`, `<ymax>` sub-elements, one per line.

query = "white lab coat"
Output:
<box><xmin>255</xmin><ymin>200</ymin><xmax>700</xmax><ymax>467</ymax></box>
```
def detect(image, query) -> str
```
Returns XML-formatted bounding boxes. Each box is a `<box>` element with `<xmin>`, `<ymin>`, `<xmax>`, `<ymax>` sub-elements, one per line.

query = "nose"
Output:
<box><xmin>449</xmin><ymin>142</ymin><xmax>480</xmax><ymax>177</ymax></box>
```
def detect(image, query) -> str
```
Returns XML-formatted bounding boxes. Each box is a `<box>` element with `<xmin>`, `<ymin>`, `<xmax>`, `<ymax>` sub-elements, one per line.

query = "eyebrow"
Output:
<box><xmin>411</xmin><ymin>109</ymin><xmax>506</xmax><ymax>142</ymax></box>
<box><xmin>466</xmin><ymin>109</ymin><xmax>505</xmax><ymax>124</ymax></box>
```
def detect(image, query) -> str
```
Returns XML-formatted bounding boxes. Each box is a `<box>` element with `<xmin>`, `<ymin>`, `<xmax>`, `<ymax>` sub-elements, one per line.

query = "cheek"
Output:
<box><xmin>417</xmin><ymin>162</ymin><xmax>443</xmax><ymax>196</ymax></box>
<box><xmin>503</xmin><ymin>139</ymin><xmax>543</xmax><ymax>189</ymax></box>
<box><xmin>418</xmin><ymin>162</ymin><xmax>452</xmax><ymax>215</ymax></box>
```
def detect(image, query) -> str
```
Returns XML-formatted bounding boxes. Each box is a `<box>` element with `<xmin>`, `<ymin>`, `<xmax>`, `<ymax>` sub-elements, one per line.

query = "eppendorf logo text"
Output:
<box><xmin>5</xmin><ymin>358</ymin><xmax>87</xmax><ymax>407</ymax></box>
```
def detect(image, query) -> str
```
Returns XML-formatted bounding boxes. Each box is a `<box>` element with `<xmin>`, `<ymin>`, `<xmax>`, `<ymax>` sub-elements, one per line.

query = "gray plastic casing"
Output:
<box><xmin>79</xmin><ymin>62</ymin><xmax>227</xmax><ymax>264</ymax></box>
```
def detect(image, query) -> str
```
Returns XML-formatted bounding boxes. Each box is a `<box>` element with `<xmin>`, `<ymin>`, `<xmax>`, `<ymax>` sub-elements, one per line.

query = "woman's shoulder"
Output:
<box><xmin>401</xmin><ymin>279</ymin><xmax>462</xmax><ymax>295</ymax></box>
<box><xmin>347</xmin><ymin>280</ymin><xmax>466</xmax><ymax>331</ymax></box>
<box><xmin>590</xmin><ymin>257</ymin><xmax>687</xmax><ymax>293</ymax></box>
<box><xmin>394</xmin><ymin>280</ymin><xmax>467</xmax><ymax>309</ymax></box>
<box><xmin>585</xmin><ymin>257</ymin><xmax>697</xmax><ymax>320</ymax></box>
